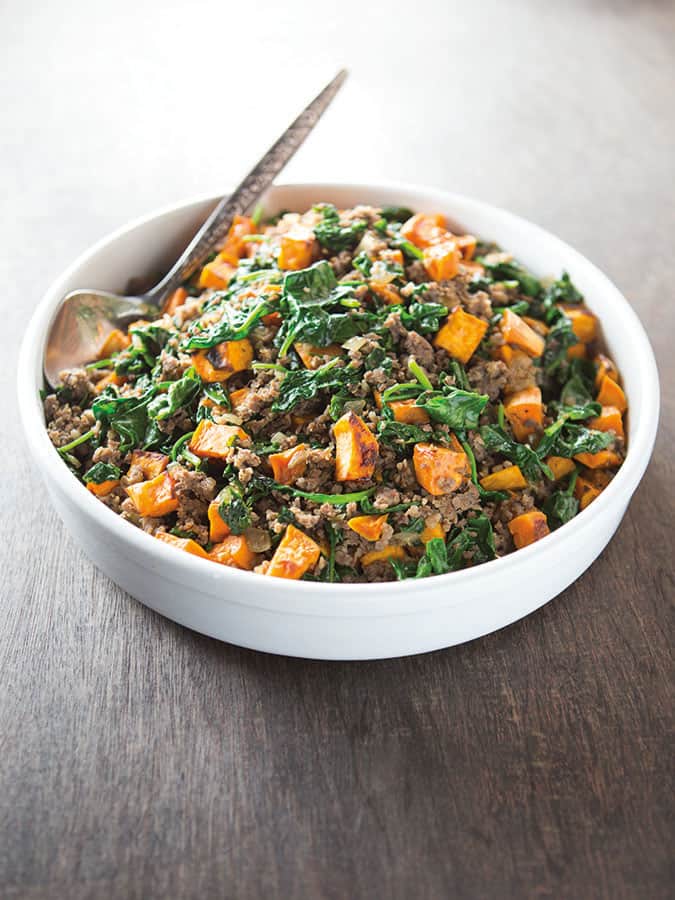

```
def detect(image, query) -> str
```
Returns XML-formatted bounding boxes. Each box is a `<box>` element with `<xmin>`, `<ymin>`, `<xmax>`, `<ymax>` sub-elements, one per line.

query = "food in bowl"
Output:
<box><xmin>43</xmin><ymin>203</ymin><xmax>627</xmax><ymax>583</ymax></box>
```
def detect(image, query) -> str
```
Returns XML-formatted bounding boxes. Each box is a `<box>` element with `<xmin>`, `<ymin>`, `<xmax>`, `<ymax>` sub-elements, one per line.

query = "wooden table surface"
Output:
<box><xmin>1</xmin><ymin>1</ymin><xmax>673</xmax><ymax>897</ymax></box>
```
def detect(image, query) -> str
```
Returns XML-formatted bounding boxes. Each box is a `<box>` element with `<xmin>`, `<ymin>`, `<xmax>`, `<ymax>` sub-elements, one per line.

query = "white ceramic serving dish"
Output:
<box><xmin>18</xmin><ymin>182</ymin><xmax>659</xmax><ymax>659</ymax></box>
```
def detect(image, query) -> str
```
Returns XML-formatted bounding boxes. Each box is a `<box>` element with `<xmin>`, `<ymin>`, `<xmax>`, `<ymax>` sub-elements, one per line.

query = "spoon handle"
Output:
<box><xmin>145</xmin><ymin>69</ymin><xmax>347</xmax><ymax>305</ymax></box>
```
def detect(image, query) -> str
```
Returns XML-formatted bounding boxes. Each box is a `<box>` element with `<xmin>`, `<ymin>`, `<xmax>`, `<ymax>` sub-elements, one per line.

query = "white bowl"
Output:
<box><xmin>18</xmin><ymin>182</ymin><xmax>660</xmax><ymax>660</ymax></box>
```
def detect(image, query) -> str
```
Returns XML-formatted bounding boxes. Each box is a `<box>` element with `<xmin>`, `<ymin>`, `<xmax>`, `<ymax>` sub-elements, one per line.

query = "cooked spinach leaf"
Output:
<box><xmin>313</xmin><ymin>204</ymin><xmax>367</xmax><ymax>253</ymax></box>
<box><xmin>83</xmin><ymin>461</ymin><xmax>121</xmax><ymax>484</ymax></box>
<box><xmin>147</xmin><ymin>369</ymin><xmax>201</xmax><ymax>421</ymax></box>
<box><xmin>272</xmin><ymin>358</ymin><xmax>359</xmax><ymax>413</ymax></box>
<box><xmin>400</xmin><ymin>301</ymin><xmax>448</xmax><ymax>334</ymax></box>
<box><xmin>478</xmin><ymin>257</ymin><xmax>542</xmax><ymax>298</ymax></box>
<box><xmin>413</xmin><ymin>386</ymin><xmax>488</xmax><ymax>430</ymax></box>
<box><xmin>543</xmin><ymin>470</ymin><xmax>579</xmax><ymax>529</ymax></box>
<box><xmin>183</xmin><ymin>298</ymin><xmax>272</xmax><ymax>350</ymax></box>
<box><xmin>480</xmin><ymin>424</ymin><xmax>552</xmax><ymax>481</ymax></box>
<box><xmin>540</xmin><ymin>315</ymin><xmax>578</xmax><ymax>374</ymax></box>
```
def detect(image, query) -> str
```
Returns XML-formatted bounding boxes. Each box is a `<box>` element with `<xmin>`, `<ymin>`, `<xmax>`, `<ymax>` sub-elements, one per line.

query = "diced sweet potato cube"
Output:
<box><xmin>267</xmin><ymin>524</ymin><xmax>320</xmax><ymax>579</ymax></box>
<box><xmin>522</xmin><ymin>316</ymin><xmax>549</xmax><ymax>336</ymax></box>
<box><xmin>574</xmin><ymin>476</ymin><xmax>602</xmax><ymax>510</ymax></box>
<box><xmin>480</xmin><ymin>465</ymin><xmax>527</xmax><ymax>491</ymax></box>
<box><xmin>596</xmin><ymin>375</ymin><xmax>627</xmax><ymax>413</ymax></box>
<box><xmin>594</xmin><ymin>353</ymin><xmax>619</xmax><ymax>389</ymax></box>
<box><xmin>229</xmin><ymin>387</ymin><xmax>250</xmax><ymax>410</ymax></box>
<box><xmin>413</xmin><ymin>443</ymin><xmax>470</xmax><ymax>496</ymax></box>
<box><xmin>500</xmin><ymin>309</ymin><xmax>545</xmax><ymax>358</ymax></box>
<box><xmin>126</xmin><ymin>472</ymin><xmax>178</xmax><ymax>517</ymax></box>
<box><xmin>589</xmin><ymin>406</ymin><xmax>624</xmax><ymax>439</ymax></box>
<box><xmin>189</xmin><ymin>419</ymin><xmax>248</xmax><ymax>459</ymax></box>
<box><xmin>433</xmin><ymin>307</ymin><xmax>488</xmax><ymax>364</ymax></box>
<box><xmin>420</xmin><ymin>522</ymin><xmax>445</xmax><ymax>543</ymax></box>
<box><xmin>155</xmin><ymin>532</ymin><xmax>209</xmax><ymax>558</ymax></box>
<box><xmin>508</xmin><ymin>510</ymin><xmax>550</xmax><ymax>549</ymax></box>
<box><xmin>379</xmin><ymin>248</ymin><xmax>404</xmax><ymax>265</ymax></box>
<box><xmin>369</xmin><ymin>281</ymin><xmax>401</xmax><ymax>305</ymax></box>
<box><xmin>94</xmin><ymin>371</ymin><xmax>125</xmax><ymax>393</ymax></box>
<box><xmin>545</xmin><ymin>456</ymin><xmax>576</xmax><ymax>480</ymax></box>
<box><xmin>86</xmin><ymin>479</ymin><xmax>119</xmax><ymax>497</ymax></box>
<box><xmin>98</xmin><ymin>328</ymin><xmax>130</xmax><ymax>359</ymax></box>
<box><xmin>217</xmin><ymin>215</ymin><xmax>257</xmax><ymax>265</ymax></box>
<box><xmin>162</xmin><ymin>287</ymin><xmax>188</xmax><ymax>315</ymax></box>
<box><xmin>400</xmin><ymin>213</ymin><xmax>447</xmax><ymax>248</ymax></box>
<box><xmin>209</xmin><ymin>535</ymin><xmax>257</xmax><ymax>570</ymax></box>
<box><xmin>208</xmin><ymin>500</ymin><xmax>230</xmax><ymax>543</ymax></box>
<box><xmin>452</xmin><ymin>233</ymin><xmax>477</xmax><ymax>260</ymax></box>
<box><xmin>361</xmin><ymin>546</ymin><xmax>408</xmax><ymax>567</ymax></box>
<box><xmin>333</xmin><ymin>412</ymin><xmax>379</xmax><ymax>481</ymax></box>
<box><xmin>504</xmin><ymin>386</ymin><xmax>543</xmax><ymax>441</ymax></box>
<box><xmin>130</xmin><ymin>450</ymin><xmax>168</xmax><ymax>480</ymax></box>
<box><xmin>423</xmin><ymin>239</ymin><xmax>461</xmax><ymax>281</ymax></box>
<box><xmin>261</xmin><ymin>311</ymin><xmax>282</xmax><ymax>326</ymax></box>
<box><xmin>269</xmin><ymin>444</ymin><xmax>308</xmax><ymax>484</ymax></box>
<box><xmin>191</xmin><ymin>339</ymin><xmax>253</xmax><ymax>382</ymax></box>
<box><xmin>347</xmin><ymin>514</ymin><xmax>388</xmax><ymax>541</ymax></box>
<box><xmin>566</xmin><ymin>342</ymin><xmax>587</xmax><ymax>360</ymax></box>
<box><xmin>573</xmin><ymin>450</ymin><xmax>622</xmax><ymax>469</ymax></box>
<box><xmin>294</xmin><ymin>342</ymin><xmax>343</xmax><ymax>369</ymax></box>
<box><xmin>278</xmin><ymin>227</ymin><xmax>317</xmax><ymax>270</ymax></box>
<box><xmin>198</xmin><ymin>258</ymin><xmax>235</xmax><ymax>290</ymax></box>
<box><xmin>561</xmin><ymin>306</ymin><xmax>598</xmax><ymax>343</ymax></box>
<box><xmin>390</xmin><ymin>399</ymin><xmax>430</xmax><ymax>424</ymax></box>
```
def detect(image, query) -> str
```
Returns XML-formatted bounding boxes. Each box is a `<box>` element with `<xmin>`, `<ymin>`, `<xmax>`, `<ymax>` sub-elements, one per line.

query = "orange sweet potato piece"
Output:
<box><xmin>433</xmin><ymin>307</ymin><xmax>488</xmax><ymax>364</ymax></box>
<box><xmin>413</xmin><ymin>443</ymin><xmax>470</xmax><ymax>496</ymax></box>
<box><xmin>566</xmin><ymin>342</ymin><xmax>587</xmax><ymax>360</ymax></box>
<box><xmin>162</xmin><ymin>287</ymin><xmax>188</xmax><ymax>315</ymax></box>
<box><xmin>522</xmin><ymin>316</ymin><xmax>549</xmax><ymax>336</ymax></box>
<box><xmin>360</xmin><ymin>545</ymin><xmax>408</xmax><ymax>567</ymax></box>
<box><xmin>500</xmin><ymin>309</ymin><xmax>545</xmax><ymax>358</ymax></box>
<box><xmin>596</xmin><ymin>375</ymin><xmax>627</xmax><ymax>413</ymax></box>
<box><xmin>98</xmin><ymin>328</ymin><xmax>130</xmax><ymax>359</ymax></box>
<box><xmin>504</xmin><ymin>386</ymin><xmax>543</xmax><ymax>441</ymax></box>
<box><xmin>262</xmin><ymin>311</ymin><xmax>282</xmax><ymax>326</ymax></box>
<box><xmin>369</xmin><ymin>281</ymin><xmax>401</xmax><ymax>305</ymax></box>
<box><xmin>126</xmin><ymin>471</ymin><xmax>178</xmax><ymax>517</ymax></box>
<box><xmin>594</xmin><ymin>353</ymin><xmax>619</xmax><ymax>389</ymax></box>
<box><xmin>400</xmin><ymin>213</ymin><xmax>447</xmax><ymax>248</ymax></box>
<box><xmin>189</xmin><ymin>420</ymin><xmax>248</xmax><ymax>459</ymax></box>
<box><xmin>347</xmin><ymin>514</ymin><xmax>388</xmax><ymax>541</ymax></box>
<box><xmin>508</xmin><ymin>510</ymin><xmax>550</xmax><ymax>549</ymax></box>
<box><xmin>452</xmin><ymin>233</ymin><xmax>477</xmax><ymax>261</ymax></box>
<box><xmin>420</xmin><ymin>522</ymin><xmax>445</xmax><ymax>543</ymax></box>
<box><xmin>191</xmin><ymin>339</ymin><xmax>253</xmax><ymax>382</ymax></box>
<box><xmin>198</xmin><ymin>258</ymin><xmax>235</xmax><ymax>290</ymax></box>
<box><xmin>333</xmin><ymin>412</ymin><xmax>379</xmax><ymax>481</ymax></box>
<box><xmin>294</xmin><ymin>342</ymin><xmax>343</xmax><ymax>369</ymax></box>
<box><xmin>545</xmin><ymin>456</ymin><xmax>576</xmax><ymax>480</ymax></box>
<box><xmin>278</xmin><ymin>227</ymin><xmax>317</xmax><ymax>270</ymax></box>
<box><xmin>589</xmin><ymin>406</ymin><xmax>624</xmax><ymax>439</ymax></box>
<box><xmin>479</xmin><ymin>465</ymin><xmax>527</xmax><ymax>491</ymax></box>
<box><xmin>94</xmin><ymin>371</ymin><xmax>125</xmax><ymax>393</ymax></box>
<box><xmin>267</xmin><ymin>524</ymin><xmax>321</xmax><ymax>579</ymax></box>
<box><xmin>229</xmin><ymin>387</ymin><xmax>250</xmax><ymax>410</ymax></box>
<box><xmin>130</xmin><ymin>450</ymin><xmax>169</xmax><ymax>480</ymax></box>
<box><xmin>561</xmin><ymin>306</ymin><xmax>598</xmax><ymax>343</ymax></box>
<box><xmin>573</xmin><ymin>449</ymin><xmax>622</xmax><ymax>469</ymax></box>
<box><xmin>574</xmin><ymin>476</ymin><xmax>602</xmax><ymax>510</ymax></box>
<box><xmin>269</xmin><ymin>444</ymin><xmax>308</xmax><ymax>484</ymax></box>
<box><xmin>423</xmin><ymin>239</ymin><xmax>461</xmax><ymax>281</ymax></box>
<box><xmin>390</xmin><ymin>399</ymin><xmax>430</xmax><ymax>425</ymax></box>
<box><xmin>209</xmin><ymin>535</ymin><xmax>257</xmax><ymax>570</ymax></box>
<box><xmin>155</xmin><ymin>532</ymin><xmax>209</xmax><ymax>558</ymax></box>
<box><xmin>87</xmin><ymin>479</ymin><xmax>119</xmax><ymax>497</ymax></box>
<box><xmin>217</xmin><ymin>215</ymin><xmax>257</xmax><ymax>265</ymax></box>
<box><xmin>207</xmin><ymin>499</ymin><xmax>230</xmax><ymax>543</ymax></box>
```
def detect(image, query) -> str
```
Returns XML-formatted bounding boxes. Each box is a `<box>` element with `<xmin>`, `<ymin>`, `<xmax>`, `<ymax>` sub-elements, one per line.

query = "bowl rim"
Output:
<box><xmin>18</xmin><ymin>180</ymin><xmax>660</xmax><ymax>610</ymax></box>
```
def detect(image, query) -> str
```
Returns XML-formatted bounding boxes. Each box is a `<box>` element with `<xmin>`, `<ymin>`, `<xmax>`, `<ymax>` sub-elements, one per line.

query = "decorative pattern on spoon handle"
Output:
<box><xmin>146</xmin><ymin>69</ymin><xmax>347</xmax><ymax>304</ymax></box>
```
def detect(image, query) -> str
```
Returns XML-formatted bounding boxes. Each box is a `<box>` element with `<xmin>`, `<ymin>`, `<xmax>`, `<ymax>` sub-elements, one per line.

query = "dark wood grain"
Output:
<box><xmin>1</xmin><ymin>1</ymin><xmax>673</xmax><ymax>898</ymax></box>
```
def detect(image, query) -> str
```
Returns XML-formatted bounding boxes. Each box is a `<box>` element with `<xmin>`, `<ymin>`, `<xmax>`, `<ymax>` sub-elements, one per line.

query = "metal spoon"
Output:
<box><xmin>44</xmin><ymin>69</ymin><xmax>347</xmax><ymax>388</ymax></box>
